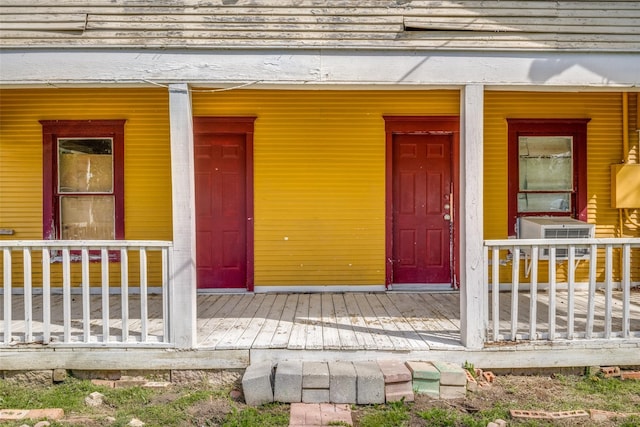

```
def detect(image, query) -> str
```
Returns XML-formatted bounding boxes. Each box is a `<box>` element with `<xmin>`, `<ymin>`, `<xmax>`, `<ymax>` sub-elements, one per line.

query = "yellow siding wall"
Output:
<box><xmin>485</xmin><ymin>91</ymin><xmax>639</xmax><ymax>282</ymax></box>
<box><xmin>484</xmin><ymin>91</ymin><xmax>627</xmax><ymax>239</ymax></box>
<box><xmin>0</xmin><ymin>88</ymin><xmax>172</xmax><ymax>285</ymax></box>
<box><xmin>192</xmin><ymin>90</ymin><xmax>459</xmax><ymax>286</ymax></box>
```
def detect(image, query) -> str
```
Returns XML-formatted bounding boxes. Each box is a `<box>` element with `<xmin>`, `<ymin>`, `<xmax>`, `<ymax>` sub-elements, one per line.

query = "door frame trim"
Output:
<box><xmin>383</xmin><ymin>116</ymin><xmax>460</xmax><ymax>288</ymax></box>
<box><xmin>193</xmin><ymin>116</ymin><xmax>256</xmax><ymax>291</ymax></box>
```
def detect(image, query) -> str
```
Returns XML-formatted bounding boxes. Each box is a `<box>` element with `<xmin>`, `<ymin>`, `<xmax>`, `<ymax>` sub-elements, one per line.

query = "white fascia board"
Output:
<box><xmin>1</xmin><ymin>49</ymin><xmax>638</xmax><ymax>89</ymax></box>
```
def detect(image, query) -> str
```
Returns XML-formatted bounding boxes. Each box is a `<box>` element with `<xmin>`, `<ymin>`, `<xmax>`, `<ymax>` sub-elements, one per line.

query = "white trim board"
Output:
<box><xmin>253</xmin><ymin>285</ymin><xmax>386</xmax><ymax>293</ymax></box>
<box><xmin>1</xmin><ymin>50</ymin><xmax>639</xmax><ymax>88</ymax></box>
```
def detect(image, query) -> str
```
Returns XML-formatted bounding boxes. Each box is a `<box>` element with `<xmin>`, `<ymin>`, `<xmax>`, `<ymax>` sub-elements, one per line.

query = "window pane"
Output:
<box><xmin>60</xmin><ymin>196</ymin><xmax>115</xmax><ymax>239</ymax></box>
<box><xmin>517</xmin><ymin>192</ymin><xmax>571</xmax><ymax>213</ymax></box>
<box><xmin>58</xmin><ymin>138</ymin><xmax>113</xmax><ymax>193</ymax></box>
<box><xmin>519</xmin><ymin>136</ymin><xmax>572</xmax><ymax>191</ymax></box>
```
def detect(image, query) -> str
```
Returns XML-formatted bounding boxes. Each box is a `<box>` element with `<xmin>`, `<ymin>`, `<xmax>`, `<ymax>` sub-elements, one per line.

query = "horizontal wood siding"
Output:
<box><xmin>0</xmin><ymin>88</ymin><xmax>172</xmax><ymax>286</ymax></box>
<box><xmin>484</xmin><ymin>91</ymin><xmax>640</xmax><ymax>282</ymax></box>
<box><xmin>192</xmin><ymin>89</ymin><xmax>459</xmax><ymax>286</ymax></box>
<box><xmin>1</xmin><ymin>1</ymin><xmax>638</xmax><ymax>52</ymax></box>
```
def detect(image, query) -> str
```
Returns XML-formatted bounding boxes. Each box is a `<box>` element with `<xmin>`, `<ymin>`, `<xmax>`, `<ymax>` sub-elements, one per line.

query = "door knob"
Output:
<box><xmin>444</xmin><ymin>214</ymin><xmax>451</xmax><ymax>221</ymax></box>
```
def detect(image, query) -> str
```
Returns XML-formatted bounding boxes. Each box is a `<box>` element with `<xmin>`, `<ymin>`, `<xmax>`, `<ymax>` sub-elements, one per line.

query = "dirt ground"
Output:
<box><xmin>8</xmin><ymin>372</ymin><xmax>640</xmax><ymax>426</ymax></box>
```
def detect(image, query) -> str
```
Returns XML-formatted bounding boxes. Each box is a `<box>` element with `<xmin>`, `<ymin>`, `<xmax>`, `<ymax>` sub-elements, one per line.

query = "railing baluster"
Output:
<box><xmin>42</xmin><ymin>248</ymin><xmax>51</xmax><ymax>343</ymax></box>
<box><xmin>567</xmin><ymin>246</ymin><xmax>575</xmax><ymax>340</ymax></box>
<box><xmin>140</xmin><ymin>247</ymin><xmax>148</xmax><ymax>342</ymax></box>
<box><xmin>3</xmin><ymin>248</ymin><xmax>12</xmax><ymax>345</ymax></box>
<box><xmin>548</xmin><ymin>246</ymin><xmax>556</xmax><ymax>340</ymax></box>
<box><xmin>491</xmin><ymin>247</ymin><xmax>500</xmax><ymax>341</ymax></box>
<box><xmin>81</xmin><ymin>247</ymin><xmax>91</xmax><ymax>343</ymax></box>
<box><xmin>622</xmin><ymin>244</ymin><xmax>631</xmax><ymax>338</ymax></box>
<box><xmin>511</xmin><ymin>247</ymin><xmax>520</xmax><ymax>340</ymax></box>
<box><xmin>604</xmin><ymin>244</ymin><xmax>613</xmax><ymax>339</ymax></box>
<box><xmin>23</xmin><ymin>248</ymin><xmax>33</xmax><ymax>343</ymax></box>
<box><xmin>529</xmin><ymin>246</ymin><xmax>539</xmax><ymax>340</ymax></box>
<box><xmin>121</xmin><ymin>248</ymin><xmax>129</xmax><ymax>343</ymax></box>
<box><xmin>162</xmin><ymin>247</ymin><xmax>170</xmax><ymax>343</ymax></box>
<box><xmin>586</xmin><ymin>244</ymin><xmax>597</xmax><ymax>339</ymax></box>
<box><xmin>101</xmin><ymin>248</ymin><xmax>110</xmax><ymax>343</ymax></box>
<box><xmin>62</xmin><ymin>248</ymin><xmax>71</xmax><ymax>343</ymax></box>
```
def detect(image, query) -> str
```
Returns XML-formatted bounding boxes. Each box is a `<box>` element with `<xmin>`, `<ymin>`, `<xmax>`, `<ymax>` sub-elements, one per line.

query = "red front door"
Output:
<box><xmin>392</xmin><ymin>133</ymin><xmax>453</xmax><ymax>284</ymax></box>
<box><xmin>194</xmin><ymin>117</ymin><xmax>255</xmax><ymax>289</ymax></box>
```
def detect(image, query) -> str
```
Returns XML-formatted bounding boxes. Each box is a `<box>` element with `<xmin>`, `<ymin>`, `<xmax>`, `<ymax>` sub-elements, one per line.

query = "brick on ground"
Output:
<box><xmin>289</xmin><ymin>402</ymin><xmax>352</xmax><ymax>427</ymax></box>
<box><xmin>385</xmin><ymin>381</ymin><xmax>414</xmax><ymax>402</ymax></box>
<box><xmin>353</xmin><ymin>361</ymin><xmax>385</xmax><ymax>405</ymax></box>
<box><xmin>440</xmin><ymin>385</ymin><xmax>466</xmax><ymax>399</ymax></box>
<box><xmin>274</xmin><ymin>360</ymin><xmax>303</xmax><ymax>403</ymax></box>
<box><xmin>302</xmin><ymin>388</ymin><xmax>330</xmax><ymax>403</ymax></box>
<box><xmin>303</xmin><ymin>362</ymin><xmax>330</xmax><ymax>389</ymax></box>
<box><xmin>406</xmin><ymin>361</ymin><xmax>440</xmax><ymax>398</ymax></box>
<box><xmin>329</xmin><ymin>362</ymin><xmax>357</xmax><ymax>404</ymax></box>
<box><xmin>432</xmin><ymin>361</ymin><xmax>466</xmax><ymax>386</ymax></box>
<box><xmin>377</xmin><ymin>360</ymin><xmax>412</xmax><ymax>384</ymax></box>
<box><xmin>241</xmin><ymin>361</ymin><xmax>275</xmax><ymax>406</ymax></box>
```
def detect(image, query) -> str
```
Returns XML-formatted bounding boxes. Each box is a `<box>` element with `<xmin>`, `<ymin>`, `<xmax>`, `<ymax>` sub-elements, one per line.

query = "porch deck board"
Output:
<box><xmin>3</xmin><ymin>290</ymin><xmax>639</xmax><ymax>349</ymax></box>
<box><xmin>491</xmin><ymin>290</ymin><xmax>640</xmax><ymax>340</ymax></box>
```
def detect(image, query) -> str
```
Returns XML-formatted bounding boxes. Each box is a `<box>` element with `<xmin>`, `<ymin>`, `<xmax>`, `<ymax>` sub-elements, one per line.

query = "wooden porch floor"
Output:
<box><xmin>1</xmin><ymin>290</ymin><xmax>639</xmax><ymax>349</ymax></box>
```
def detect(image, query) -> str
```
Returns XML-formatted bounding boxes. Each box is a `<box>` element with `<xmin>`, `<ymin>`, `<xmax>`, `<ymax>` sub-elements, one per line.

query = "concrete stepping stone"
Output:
<box><xmin>302</xmin><ymin>362</ymin><xmax>330</xmax><ymax>403</ymax></box>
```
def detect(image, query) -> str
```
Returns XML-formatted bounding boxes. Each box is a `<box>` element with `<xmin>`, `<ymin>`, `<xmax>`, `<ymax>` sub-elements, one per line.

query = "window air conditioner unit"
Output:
<box><xmin>518</xmin><ymin>217</ymin><xmax>595</xmax><ymax>260</ymax></box>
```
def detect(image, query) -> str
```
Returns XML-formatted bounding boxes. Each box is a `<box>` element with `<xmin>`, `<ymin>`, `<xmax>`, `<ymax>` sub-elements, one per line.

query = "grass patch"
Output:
<box><xmin>222</xmin><ymin>403</ymin><xmax>289</xmax><ymax>427</ymax></box>
<box><xmin>357</xmin><ymin>400</ymin><xmax>411</xmax><ymax>427</ymax></box>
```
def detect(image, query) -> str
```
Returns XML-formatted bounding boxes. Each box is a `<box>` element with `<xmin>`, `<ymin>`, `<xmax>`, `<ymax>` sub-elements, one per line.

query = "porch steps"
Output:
<box><xmin>242</xmin><ymin>359</ymin><xmax>471</xmax><ymax>406</ymax></box>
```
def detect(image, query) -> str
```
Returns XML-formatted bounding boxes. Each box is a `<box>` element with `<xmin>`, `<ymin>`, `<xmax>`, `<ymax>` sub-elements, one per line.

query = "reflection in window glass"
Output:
<box><xmin>60</xmin><ymin>196</ymin><xmax>115</xmax><ymax>240</ymax></box>
<box><xmin>518</xmin><ymin>136</ymin><xmax>573</xmax><ymax>214</ymax></box>
<box><xmin>519</xmin><ymin>136</ymin><xmax>572</xmax><ymax>191</ymax></box>
<box><xmin>58</xmin><ymin>138</ymin><xmax>113</xmax><ymax>193</ymax></box>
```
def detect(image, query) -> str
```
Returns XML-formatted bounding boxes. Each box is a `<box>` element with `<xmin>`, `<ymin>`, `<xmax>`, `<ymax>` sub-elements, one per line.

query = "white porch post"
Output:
<box><xmin>460</xmin><ymin>84</ymin><xmax>486</xmax><ymax>349</ymax></box>
<box><xmin>168</xmin><ymin>83</ymin><xmax>197</xmax><ymax>348</ymax></box>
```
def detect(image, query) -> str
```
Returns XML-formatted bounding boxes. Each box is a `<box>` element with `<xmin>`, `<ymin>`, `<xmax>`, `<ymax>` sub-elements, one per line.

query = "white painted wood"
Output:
<box><xmin>491</xmin><ymin>247</ymin><xmax>500</xmax><ymax>341</ymax></box>
<box><xmin>343</xmin><ymin>293</ymin><xmax>378</xmax><ymax>350</ymax></box>
<box><xmin>140</xmin><ymin>247</ymin><xmax>148</xmax><ymax>342</ymax></box>
<box><xmin>529</xmin><ymin>246</ymin><xmax>539</xmax><ymax>340</ymax></box>
<box><xmin>287</xmin><ymin>293</ymin><xmax>309</xmax><ymax>350</ymax></box>
<box><xmin>22</xmin><ymin>248</ymin><xmax>32</xmax><ymax>343</ymax></box>
<box><xmin>548</xmin><ymin>247</ymin><xmax>557</xmax><ymax>340</ymax></box>
<box><xmin>605</xmin><ymin>244</ymin><xmax>613</xmax><ymax>339</ymax></box>
<box><xmin>162</xmin><ymin>247</ymin><xmax>169</xmax><ymax>342</ymax></box>
<box><xmin>120</xmin><ymin>248</ymin><xmax>129</xmax><ymax>342</ymax></box>
<box><xmin>254</xmin><ymin>285</ymin><xmax>385</xmax><ymax>293</ymax></box>
<box><xmin>306</xmin><ymin>294</ymin><xmax>323</xmax><ymax>350</ymax></box>
<box><xmin>168</xmin><ymin>83</ymin><xmax>197</xmax><ymax>349</ymax></box>
<box><xmin>101</xmin><ymin>248</ymin><xmax>110</xmax><ymax>341</ymax></box>
<box><xmin>81</xmin><ymin>247</ymin><xmax>90</xmax><ymax>343</ymax></box>
<box><xmin>320</xmin><ymin>293</ymin><xmax>341</xmax><ymax>350</ymax></box>
<box><xmin>62</xmin><ymin>248</ymin><xmax>71</xmax><ymax>343</ymax></box>
<box><xmin>217</xmin><ymin>294</ymin><xmax>266</xmax><ymax>349</ymax></box>
<box><xmin>3</xmin><ymin>249</ymin><xmax>12</xmax><ymax>345</ymax></box>
<box><xmin>42</xmin><ymin>247</ymin><xmax>50</xmax><ymax>343</ymax></box>
<box><xmin>510</xmin><ymin>247</ymin><xmax>520</xmax><ymax>340</ymax></box>
<box><xmin>460</xmin><ymin>84</ymin><xmax>485</xmax><ymax>349</ymax></box>
<box><xmin>622</xmin><ymin>244</ymin><xmax>631</xmax><ymax>338</ymax></box>
<box><xmin>567</xmin><ymin>247</ymin><xmax>575</xmax><ymax>339</ymax></box>
<box><xmin>331</xmin><ymin>293</ymin><xmax>361</xmax><ymax>350</ymax></box>
<box><xmin>252</xmin><ymin>293</ymin><xmax>287</xmax><ymax>348</ymax></box>
<box><xmin>378</xmin><ymin>293</ymin><xmax>430</xmax><ymax>350</ymax></box>
<box><xmin>586</xmin><ymin>244</ymin><xmax>598</xmax><ymax>339</ymax></box>
<box><xmin>268</xmin><ymin>294</ymin><xmax>297</xmax><ymax>348</ymax></box>
<box><xmin>2</xmin><ymin>51</ymin><xmax>640</xmax><ymax>89</ymax></box>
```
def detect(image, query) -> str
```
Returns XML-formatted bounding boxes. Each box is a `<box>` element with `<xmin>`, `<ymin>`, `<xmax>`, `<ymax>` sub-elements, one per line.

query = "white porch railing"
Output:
<box><xmin>1</xmin><ymin>240</ymin><xmax>172</xmax><ymax>347</ymax></box>
<box><xmin>484</xmin><ymin>238</ymin><xmax>640</xmax><ymax>343</ymax></box>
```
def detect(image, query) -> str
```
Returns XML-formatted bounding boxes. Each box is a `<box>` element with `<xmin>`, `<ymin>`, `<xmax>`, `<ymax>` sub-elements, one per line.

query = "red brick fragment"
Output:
<box><xmin>482</xmin><ymin>371</ymin><xmax>496</xmax><ymax>383</ymax></box>
<box><xmin>465</xmin><ymin>370</ymin><xmax>478</xmax><ymax>392</ymax></box>
<box><xmin>91</xmin><ymin>379</ymin><xmax>115</xmax><ymax>388</ymax></box>
<box><xmin>510</xmin><ymin>410</ymin><xmax>588</xmax><ymax>420</ymax></box>
<box><xmin>601</xmin><ymin>366</ymin><xmax>621</xmax><ymax>378</ymax></box>
<box><xmin>510</xmin><ymin>410</ymin><xmax>549</xmax><ymax>419</ymax></box>
<box><xmin>621</xmin><ymin>371</ymin><xmax>640</xmax><ymax>380</ymax></box>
